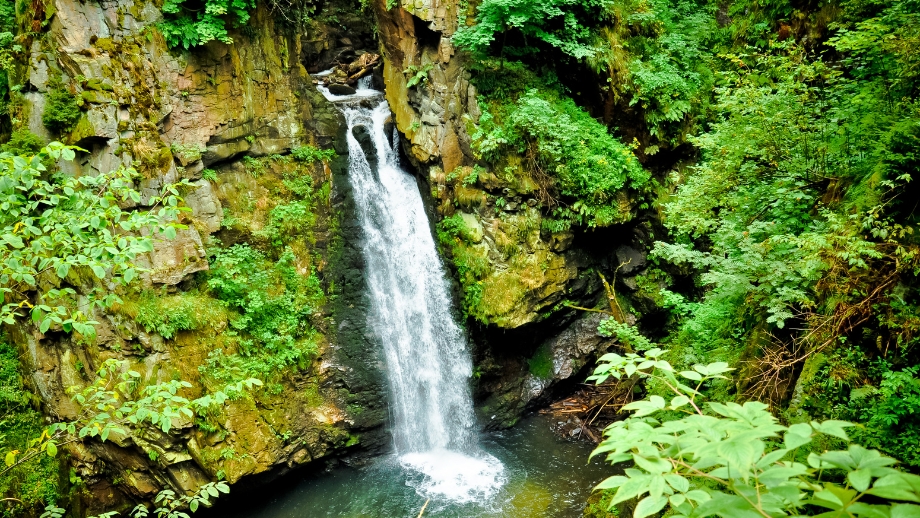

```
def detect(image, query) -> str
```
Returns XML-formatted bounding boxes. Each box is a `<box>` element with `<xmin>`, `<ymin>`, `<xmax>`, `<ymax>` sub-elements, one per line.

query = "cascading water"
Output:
<box><xmin>318</xmin><ymin>76</ymin><xmax>505</xmax><ymax>502</ymax></box>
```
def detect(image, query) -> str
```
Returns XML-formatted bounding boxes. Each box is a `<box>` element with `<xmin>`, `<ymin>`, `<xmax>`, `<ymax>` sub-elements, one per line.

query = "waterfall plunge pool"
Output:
<box><xmin>211</xmin><ymin>414</ymin><xmax>613</xmax><ymax>517</ymax></box>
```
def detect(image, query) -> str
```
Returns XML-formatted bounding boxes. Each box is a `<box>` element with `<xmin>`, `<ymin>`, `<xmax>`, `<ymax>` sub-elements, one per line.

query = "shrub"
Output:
<box><xmin>0</xmin><ymin>129</ymin><xmax>44</xmax><ymax>155</ymax></box>
<box><xmin>588</xmin><ymin>349</ymin><xmax>920</xmax><ymax>518</ymax></box>
<box><xmin>159</xmin><ymin>0</ymin><xmax>256</xmax><ymax>49</ymax></box>
<box><xmin>291</xmin><ymin>144</ymin><xmax>336</xmax><ymax>163</ymax></box>
<box><xmin>474</xmin><ymin>85</ymin><xmax>648</xmax><ymax>228</ymax></box>
<box><xmin>203</xmin><ymin>244</ymin><xmax>325</xmax><ymax>382</ymax></box>
<box><xmin>41</xmin><ymin>88</ymin><xmax>81</xmax><ymax>133</ymax></box>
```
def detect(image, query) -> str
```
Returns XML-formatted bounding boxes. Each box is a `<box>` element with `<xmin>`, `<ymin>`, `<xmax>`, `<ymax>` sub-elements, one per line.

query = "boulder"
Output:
<box><xmin>328</xmin><ymin>84</ymin><xmax>357</xmax><ymax>96</ymax></box>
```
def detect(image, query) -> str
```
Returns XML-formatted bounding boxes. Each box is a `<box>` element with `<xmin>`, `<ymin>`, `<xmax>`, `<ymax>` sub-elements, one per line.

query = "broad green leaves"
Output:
<box><xmin>590</xmin><ymin>351</ymin><xmax>920</xmax><ymax>517</ymax></box>
<box><xmin>453</xmin><ymin>0</ymin><xmax>608</xmax><ymax>61</ymax></box>
<box><xmin>0</xmin><ymin>143</ymin><xmax>187</xmax><ymax>337</ymax></box>
<box><xmin>159</xmin><ymin>0</ymin><xmax>256</xmax><ymax>48</ymax></box>
<box><xmin>10</xmin><ymin>359</ymin><xmax>258</xmax><ymax>516</ymax></box>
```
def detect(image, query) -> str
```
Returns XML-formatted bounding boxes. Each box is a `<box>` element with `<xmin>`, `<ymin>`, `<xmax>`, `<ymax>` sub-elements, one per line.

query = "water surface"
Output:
<box><xmin>217</xmin><ymin>415</ymin><xmax>612</xmax><ymax>517</ymax></box>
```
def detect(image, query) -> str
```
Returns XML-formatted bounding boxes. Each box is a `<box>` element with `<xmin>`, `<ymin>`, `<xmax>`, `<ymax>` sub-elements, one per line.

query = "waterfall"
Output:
<box><xmin>319</xmin><ymin>78</ymin><xmax>504</xmax><ymax>502</ymax></box>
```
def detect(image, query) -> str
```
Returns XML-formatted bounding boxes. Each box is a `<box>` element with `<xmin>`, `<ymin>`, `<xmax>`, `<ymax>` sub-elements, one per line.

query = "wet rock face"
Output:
<box><xmin>474</xmin><ymin>313</ymin><xmax>617</xmax><ymax>429</ymax></box>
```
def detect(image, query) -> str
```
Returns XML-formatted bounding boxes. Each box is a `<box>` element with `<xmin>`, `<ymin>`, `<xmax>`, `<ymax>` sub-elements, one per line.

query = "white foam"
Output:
<box><xmin>400</xmin><ymin>450</ymin><xmax>506</xmax><ymax>504</ymax></box>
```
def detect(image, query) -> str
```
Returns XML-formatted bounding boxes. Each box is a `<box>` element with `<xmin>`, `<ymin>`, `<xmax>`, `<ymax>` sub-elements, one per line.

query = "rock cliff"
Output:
<box><xmin>5</xmin><ymin>0</ymin><xmax>387</xmax><ymax>513</ymax></box>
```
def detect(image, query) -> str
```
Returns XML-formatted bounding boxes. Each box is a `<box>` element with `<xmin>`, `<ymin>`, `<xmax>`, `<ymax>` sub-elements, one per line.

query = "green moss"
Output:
<box><xmin>583</xmin><ymin>490</ymin><xmax>619</xmax><ymax>517</ymax></box>
<box><xmin>527</xmin><ymin>344</ymin><xmax>554</xmax><ymax>379</ymax></box>
<box><xmin>128</xmin><ymin>291</ymin><xmax>227</xmax><ymax>340</ymax></box>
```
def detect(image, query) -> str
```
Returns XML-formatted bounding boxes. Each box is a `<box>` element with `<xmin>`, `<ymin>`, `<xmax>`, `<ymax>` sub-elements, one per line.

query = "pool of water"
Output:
<box><xmin>211</xmin><ymin>415</ymin><xmax>613</xmax><ymax>517</ymax></box>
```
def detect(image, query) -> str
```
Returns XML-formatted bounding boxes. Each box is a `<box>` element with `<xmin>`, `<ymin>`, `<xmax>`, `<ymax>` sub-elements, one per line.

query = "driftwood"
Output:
<box><xmin>317</xmin><ymin>53</ymin><xmax>381</xmax><ymax>86</ymax></box>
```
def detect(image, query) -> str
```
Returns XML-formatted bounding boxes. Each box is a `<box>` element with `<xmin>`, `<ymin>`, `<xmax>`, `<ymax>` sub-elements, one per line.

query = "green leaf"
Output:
<box><xmin>892</xmin><ymin>504</ymin><xmax>920</xmax><ymax>518</ymax></box>
<box><xmin>813</xmin><ymin>420</ymin><xmax>853</xmax><ymax>441</ymax></box>
<box><xmin>670</xmin><ymin>395</ymin><xmax>690</xmax><ymax>409</ymax></box>
<box><xmin>785</xmin><ymin>423</ymin><xmax>813</xmax><ymax>449</ymax></box>
<box><xmin>849</xmin><ymin>468</ymin><xmax>873</xmax><ymax>492</ymax></box>
<box><xmin>665</xmin><ymin>474</ymin><xmax>690</xmax><ymax>493</ymax></box>
<box><xmin>46</xmin><ymin>442</ymin><xmax>57</xmax><ymax>457</ymax></box>
<box><xmin>679</xmin><ymin>370</ymin><xmax>702</xmax><ymax>381</ymax></box>
<box><xmin>634</xmin><ymin>495</ymin><xmax>668</xmax><ymax>518</ymax></box>
<box><xmin>91</xmin><ymin>265</ymin><xmax>106</xmax><ymax>279</ymax></box>
<box><xmin>5</xmin><ymin>451</ymin><xmax>16</xmax><ymax>466</ymax></box>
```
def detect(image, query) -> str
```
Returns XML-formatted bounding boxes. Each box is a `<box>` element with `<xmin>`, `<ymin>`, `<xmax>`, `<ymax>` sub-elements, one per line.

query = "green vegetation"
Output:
<box><xmin>0</xmin><ymin>140</ymin><xmax>251</xmax><ymax>516</ymax></box>
<box><xmin>457</xmin><ymin>0</ymin><xmax>920</xmax><ymax>505</ymax></box>
<box><xmin>41</xmin><ymin>88</ymin><xmax>82</xmax><ymax>134</ymax></box>
<box><xmin>0</xmin><ymin>143</ymin><xmax>187</xmax><ymax>339</ymax></box>
<box><xmin>471</xmin><ymin>64</ymin><xmax>648</xmax><ymax>229</ymax></box>
<box><xmin>202</xmin><ymin>244</ymin><xmax>325</xmax><ymax>382</ymax></box>
<box><xmin>0</xmin><ymin>339</ymin><xmax>62</xmax><ymax>517</ymax></box>
<box><xmin>588</xmin><ymin>349</ymin><xmax>920</xmax><ymax>517</ymax></box>
<box><xmin>0</xmin><ymin>129</ymin><xmax>44</xmax><ymax>155</ymax></box>
<box><xmin>291</xmin><ymin>144</ymin><xmax>336</xmax><ymax>163</ymax></box>
<box><xmin>436</xmin><ymin>214</ymin><xmax>491</xmax><ymax>319</ymax></box>
<box><xmin>631</xmin><ymin>0</ymin><xmax>920</xmax><ymax>468</ymax></box>
<box><xmin>453</xmin><ymin>0</ymin><xmax>608</xmax><ymax>61</ymax></box>
<box><xmin>133</xmin><ymin>291</ymin><xmax>226</xmax><ymax>340</ymax></box>
<box><xmin>527</xmin><ymin>344</ymin><xmax>553</xmax><ymax>379</ymax></box>
<box><xmin>159</xmin><ymin>0</ymin><xmax>257</xmax><ymax>48</ymax></box>
<box><xmin>255</xmin><ymin>199</ymin><xmax>317</xmax><ymax>248</ymax></box>
<box><xmin>19</xmin><ymin>359</ymin><xmax>250</xmax><ymax>518</ymax></box>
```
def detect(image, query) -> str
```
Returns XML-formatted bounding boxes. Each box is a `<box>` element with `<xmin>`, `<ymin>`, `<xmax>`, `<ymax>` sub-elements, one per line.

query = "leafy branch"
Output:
<box><xmin>588</xmin><ymin>348</ymin><xmax>920</xmax><ymax>517</ymax></box>
<box><xmin>0</xmin><ymin>142</ymin><xmax>190</xmax><ymax>338</ymax></box>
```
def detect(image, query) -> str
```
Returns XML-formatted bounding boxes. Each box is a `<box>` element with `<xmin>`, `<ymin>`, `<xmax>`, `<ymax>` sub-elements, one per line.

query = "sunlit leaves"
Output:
<box><xmin>453</xmin><ymin>0</ymin><xmax>606</xmax><ymax>60</ymax></box>
<box><xmin>0</xmin><ymin>142</ymin><xmax>188</xmax><ymax>334</ymax></box>
<box><xmin>589</xmin><ymin>350</ymin><xmax>920</xmax><ymax>517</ymax></box>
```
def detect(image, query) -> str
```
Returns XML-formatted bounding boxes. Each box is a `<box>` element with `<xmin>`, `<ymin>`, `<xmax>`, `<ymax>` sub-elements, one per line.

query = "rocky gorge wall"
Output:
<box><xmin>2</xmin><ymin>0</ymin><xmax>662</xmax><ymax>512</ymax></box>
<box><xmin>4</xmin><ymin>0</ymin><xmax>391</xmax><ymax>513</ymax></box>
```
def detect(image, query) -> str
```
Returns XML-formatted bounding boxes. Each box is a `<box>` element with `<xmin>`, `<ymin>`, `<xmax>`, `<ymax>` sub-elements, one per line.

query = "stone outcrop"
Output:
<box><xmin>476</xmin><ymin>313</ymin><xmax>618</xmax><ymax>428</ymax></box>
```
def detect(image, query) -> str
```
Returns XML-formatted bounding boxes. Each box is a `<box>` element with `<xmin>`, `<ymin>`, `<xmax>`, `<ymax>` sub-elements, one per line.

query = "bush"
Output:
<box><xmin>588</xmin><ymin>349</ymin><xmax>920</xmax><ymax>518</ymax></box>
<box><xmin>41</xmin><ymin>89</ymin><xmax>81</xmax><ymax>133</ymax></box>
<box><xmin>0</xmin><ymin>339</ymin><xmax>63</xmax><ymax>517</ymax></box>
<box><xmin>0</xmin><ymin>129</ymin><xmax>45</xmax><ymax>155</ymax></box>
<box><xmin>159</xmin><ymin>0</ymin><xmax>256</xmax><ymax>49</ymax></box>
<box><xmin>474</xmin><ymin>83</ymin><xmax>648</xmax><ymax>228</ymax></box>
<box><xmin>291</xmin><ymin>144</ymin><xmax>336</xmax><ymax>163</ymax></box>
<box><xmin>203</xmin><ymin>244</ymin><xmax>325</xmax><ymax>382</ymax></box>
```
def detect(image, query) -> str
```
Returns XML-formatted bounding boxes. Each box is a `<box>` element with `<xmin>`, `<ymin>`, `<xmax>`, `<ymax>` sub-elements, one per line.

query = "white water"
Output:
<box><xmin>320</xmin><ymin>78</ymin><xmax>505</xmax><ymax>502</ymax></box>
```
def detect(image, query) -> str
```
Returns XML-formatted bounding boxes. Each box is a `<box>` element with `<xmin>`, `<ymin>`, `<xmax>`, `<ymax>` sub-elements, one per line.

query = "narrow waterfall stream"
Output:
<box><xmin>331</xmin><ymin>77</ymin><xmax>505</xmax><ymax>500</ymax></box>
<box><xmin>209</xmin><ymin>78</ymin><xmax>614</xmax><ymax>517</ymax></box>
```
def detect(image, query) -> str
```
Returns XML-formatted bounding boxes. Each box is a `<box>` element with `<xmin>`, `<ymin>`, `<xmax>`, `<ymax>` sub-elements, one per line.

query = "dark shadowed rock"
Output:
<box><xmin>615</xmin><ymin>245</ymin><xmax>647</xmax><ymax>275</ymax></box>
<box><xmin>328</xmin><ymin>84</ymin><xmax>357</xmax><ymax>96</ymax></box>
